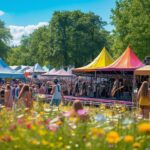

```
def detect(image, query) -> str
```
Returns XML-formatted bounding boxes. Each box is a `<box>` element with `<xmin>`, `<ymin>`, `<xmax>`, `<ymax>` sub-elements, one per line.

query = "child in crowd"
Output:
<box><xmin>70</xmin><ymin>100</ymin><xmax>89</xmax><ymax>121</ymax></box>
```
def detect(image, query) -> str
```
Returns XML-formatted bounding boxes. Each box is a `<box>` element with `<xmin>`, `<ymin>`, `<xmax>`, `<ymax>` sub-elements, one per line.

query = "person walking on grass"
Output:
<box><xmin>50</xmin><ymin>79</ymin><xmax>64</xmax><ymax>107</ymax></box>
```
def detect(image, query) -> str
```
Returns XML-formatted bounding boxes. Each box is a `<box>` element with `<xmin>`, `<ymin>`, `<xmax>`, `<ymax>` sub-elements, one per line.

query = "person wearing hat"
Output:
<box><xmin>50</xmin><ymin>79</ymin><xmax>64</xmax><ymax>106</ymax></box>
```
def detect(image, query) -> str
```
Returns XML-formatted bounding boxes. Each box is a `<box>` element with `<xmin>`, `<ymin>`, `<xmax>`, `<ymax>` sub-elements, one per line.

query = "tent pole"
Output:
<box><xmin>132</xmin><ymin>74</ymin><xmax>136</xmax><ymax>108</ymax></box>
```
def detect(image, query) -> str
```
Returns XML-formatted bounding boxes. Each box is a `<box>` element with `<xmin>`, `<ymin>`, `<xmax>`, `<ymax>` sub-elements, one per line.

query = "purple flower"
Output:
<box><xmin>77</xmin><ymin>109</ymin><xmax>87</xmax><ymax>116</ymax></box>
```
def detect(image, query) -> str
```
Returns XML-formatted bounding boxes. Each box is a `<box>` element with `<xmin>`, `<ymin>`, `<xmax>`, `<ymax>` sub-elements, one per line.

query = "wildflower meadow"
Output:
<box><xmin>0</xmin><ymin>102</ymin><xmax>150</xmax><ymax>150</ymax></box>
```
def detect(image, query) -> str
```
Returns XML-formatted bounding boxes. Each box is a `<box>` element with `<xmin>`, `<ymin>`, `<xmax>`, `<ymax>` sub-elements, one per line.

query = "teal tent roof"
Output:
<box><xmin>0</xmin><ymin>58</ymin><xmax>24</xmax><ymax>78</ymax></box>
<box><xmin>43</xmin><ymin>66</ymin><xmax>49</xmax><ymax>72</ymax></box>
<box><xmin>34</xmin><ymin>63</ymin><xmax>45</xmax><ymax>72</ymax></box>
<box><xmin>26</xmin><ymin>63</ymin><xmax>45</xmax><ymax>73</ymax></box>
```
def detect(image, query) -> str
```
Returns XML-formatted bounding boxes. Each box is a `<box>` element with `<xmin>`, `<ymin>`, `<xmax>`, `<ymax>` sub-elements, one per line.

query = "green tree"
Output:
<box><xmin>0</xmin><ymin>20</ymin><xmax>11</xmax><ymax>58</ymax></box>
<box><xmin>7</xmin><ymin>11</ymin><xmax>111</xmax><ymax>67</ymax></box>
<box><xmin>111</xmin><ymin>0</ymin><xmax>150</xmax><ymax>59</ymax></box>
<box><xmin>28</xmin><ymin>26</ymin><xmax>50</xmax><ymax>65</ymax></box>
<box><xmin>49</xmin><ymin>10</ymin><xmax>109</xmax><ymax>67</ymax></box>
<box><xmin>7</xmin><ymin>27</ymin><xmax>50</xmax><ymax>66</ymax></box>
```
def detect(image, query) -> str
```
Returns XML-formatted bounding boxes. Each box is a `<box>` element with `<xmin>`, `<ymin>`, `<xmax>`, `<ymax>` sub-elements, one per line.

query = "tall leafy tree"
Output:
<box><xmin>28</xmin><ymin>26</ymin><xmax>50</xmax><ymax>65</ymax></box>
<box><xmin>49</xmin><ymin>11</ymin><xmax>109</xmax><ymax>67</ymax></box>
<box><xmin>111</xmin><ymin>0</ymin><xmax>150</xmax><ymax>59</ymax></box>
<box><xmin>7</xmin><ymin>27</ymin><xmax>50</xmax><ymax>66</ymax></box>
<box><xmin>0</xmin><ymin>20</ymin><xmax>11</xmax><ymax>58</ymax></box>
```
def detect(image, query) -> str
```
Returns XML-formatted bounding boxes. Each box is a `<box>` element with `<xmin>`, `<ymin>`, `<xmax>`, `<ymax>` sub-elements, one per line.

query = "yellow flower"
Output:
<box><xmin>31</xmin><ymin>139</ymin><xmax>40</xmax><ymax>145</ymax></box>
<box><xmin>69</xmin><ymin>117</ymin><xmax>79</xmax><ymax>123</ymax></box>
<box><xmin>31</xmin><ymin>125</ymin><xmax>36</xmax><ymax>130</ymax></box>
<box><xmin>55</xmin><ymin>121</ymin><xmax>62</xmax><ymax>126</ymax></box>
<box><xmin>124</xmin><ymin>135</ymin><xmax>134</xmax><ymax>143</ymax></box>
<box><xmin>138</xmin><ymin>122</ymin><xmax>150</xmax><ymax>134</ymax></box>
<box><xmin>91</xmin><ymin>128</ymin><xmax>105</xmax><ymax>137</ymax></box>
<box><xmin>121</xmin><ymin>106</ymin><xmax>126</xmax><ymax>112</ymax></box>
<box><xmin>42</xmin><ymin>140</ymin><xmax>49</xmax><ymax>145</ymax></box>
<box><xmin>133</xmin><ymin>142</ymin><xmax>141</xmax><ymax>149</ymax></box>
<box><xmin>58</xmin><ymin>136</ymin><xmax>63</xmax><ymax>141</ymax></box>
<box><xmin>38</xmin><ymin>130</ymin><xmax>46</xmax><ymax>136</ymax></box>
<box><xmin>49</xmin><ymin>143</ymin><xmax>55</xmax><ymax>148</ymax></box>
<box><xmin>106</xmin><ymin>131</ymin><xmax>120</xmax><ymax>144</ymax></box>
<box><xmin>40</xmin><ymin>111</ymin><xmax>45</xmax><ymax>115</ymax></box>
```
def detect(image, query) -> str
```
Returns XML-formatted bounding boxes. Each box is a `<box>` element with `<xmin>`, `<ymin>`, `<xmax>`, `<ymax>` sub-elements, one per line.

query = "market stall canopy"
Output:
<box><xmin>17</xmin><ymin>66</ymin><xmax>31</xmax><ymax>73</ymax></box>
<box><xmin>73</xmin><ymin>47</ymin><xmax>114</xmax><ymax>72</ymax></box>
<box><xmin>55</xmin><ymin>69</ymin><xmax>73</xmax><ymax>77</ymax></box>
<box><xmin>43</xmin><ymin>66</ymin><xmax>49</xmax><ymax>72</ymax></box>
<box><xmin>10</xmin><ymin>65</ymin><xmax>20</xmax><ymax>70</ymax></box>
<box><xmin>42</xmin><ymin>68</ymin><xmax>73</xmax><ymax>77</ymax></box>
<box><xmin>21</xmin><ymin>65</ymin><xmax>30</xmax><ymax>69</ymax></box>
<box><xmin>0</xmin><ymin>58</ymin><xmax>24</xmax><ymax>78</ymax></box>
<box><xmin>97</xmin><ymin>46</ymin><xmax>144</xmax><ymax>71</ymax></box>
<box><xmin>34</xmin><ymin>63</ymin><xmax>45</xmax><ymax>72</ymax></box>
<box><xmin>67</xmin><ymin>67</ymin><xmax>74</xmax><ymax>74</ymax></box>
<box><xmin>42</xmin><ymin>68</ymin><xmax>57</xmax><ymax>76</ymax></box>
<box><xmin>134</xmin><ymin>65</ymin><xmax>150</xmax><ymax>75</ymax></box>
<box><xmin>26</xmin><ymin>63</ymin><xmax>45</xmax><ymax>73</ymax></box>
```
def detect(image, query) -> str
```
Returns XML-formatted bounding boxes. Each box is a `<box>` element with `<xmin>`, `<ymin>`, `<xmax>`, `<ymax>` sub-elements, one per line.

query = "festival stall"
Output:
<box><xmin>42</xmin><ymin>68</ymin><xmax>57</xmax><ymax>76</ymax></box>
<box><xmin>134</xmin><ymin>65</ymin><xmax>150</xmax><ymax>90</ymax></box>
<box><xmin>42</xmin><ymin>69</ymin><xmax>74</xmax><ymax>79</ymax></box>
<box><xmin>25</xmin><ymin>63</ymin><xmax>45</xmax><ymax>78</ymax></box>
<box><xmin>17</xmin><ymin>66</ymin><xmax>31</xmax><ymax>73</ymax></box>
<box><xmin>43</xmin><ymin>66</ymin><xmax>50</xmax><ymax>72</ymax></box>
<box><xmin>0</xmin><ymin>58</ymin><xmax>24</xmax><ymax>79</ymax></box>
<box><xmin>97</xmin><ymin>46</ymin><xmax>144</xmax><ymax>71</ymax></box>
<box><xmin>134</xmin><ymin>65</ymin><xmax>150</xmax><ymax>76</ymax></box>
<box><xmin>73</xmin><ymin>47</ymin><xmax>114</xmax><ymax>76</ymax></box>
<box><xmin>55</xmin><ymin>69</ymin><xmax>73</xmax><ymax>77</ymax></box>
<box><xmin>10</xmin><ymin>65</ymin><xmax>20</xmax><ymax>71</ymax></box>
<box><xmin>72</xmin><ymin>48</ymin><xmax>118</xmax><ymax>102</ymax></box>
<box><xmin>96</xmin><ymin>46</ymin><xmax>144</xmax><ymax>101</ymax></box>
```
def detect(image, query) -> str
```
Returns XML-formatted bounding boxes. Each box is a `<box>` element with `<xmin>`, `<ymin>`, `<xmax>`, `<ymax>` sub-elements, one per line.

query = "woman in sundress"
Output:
<box><xmin>5</xmin><ymin>84</ymin><xmax>13</xmax><ymax>108</ymax></box>
<box><xmin>18</xmin><ymin>84</ymin><xmax>33</xmax><ymax>108</ymax></box>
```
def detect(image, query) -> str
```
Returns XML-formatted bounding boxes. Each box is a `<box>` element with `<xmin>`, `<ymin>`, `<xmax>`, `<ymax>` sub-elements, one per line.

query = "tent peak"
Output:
<box><xmin>73</xmin><ymin>47</ymin><xmax>114</xmax><ymax>72</ymax></box>
<box><xmin>97</xmin><ymin>45</ymin><xmax>144</xmax><ymax>71</ymax></box>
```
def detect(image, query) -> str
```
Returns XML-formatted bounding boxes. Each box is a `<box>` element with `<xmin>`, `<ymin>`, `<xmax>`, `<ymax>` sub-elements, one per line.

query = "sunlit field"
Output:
<box><xmin>0</xmin><ymin>101</ymin><xmax>150</xmax><ymax>150</ymax></box>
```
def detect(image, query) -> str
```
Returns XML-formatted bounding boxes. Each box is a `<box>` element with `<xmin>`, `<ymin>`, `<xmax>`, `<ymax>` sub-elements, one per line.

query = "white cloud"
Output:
<box><xmin>0</xmin><ymin>10</ymin><xmax>5</xmax><ymax>16</ymax></box>
<box><xmin>9</xmin><ymin>22</ymin><xmax>48</xmax><ymax>46</ymax></box>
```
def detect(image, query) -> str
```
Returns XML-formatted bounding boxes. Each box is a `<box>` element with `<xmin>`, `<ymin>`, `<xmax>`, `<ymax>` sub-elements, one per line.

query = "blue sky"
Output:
<box><xmin>0</xmin><ymin>0</ymin><xmax>116</xmax><ymax>45</ymax></box>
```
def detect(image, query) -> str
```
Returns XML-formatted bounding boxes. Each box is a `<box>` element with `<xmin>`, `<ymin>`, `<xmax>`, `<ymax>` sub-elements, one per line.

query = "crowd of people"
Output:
<box><xmin>0</xmin><ymin>79</ymin><xmax>64</xmax><ymax>109</ymax></box>
<box><xmin>0</xmin><ymin>82</ymin><xmax>32</xmax><ymax>109</ymax></box>
<box><xmin>0</xmin><ymin>78</ymin><xmax>149</xmax><ymax>118</ymax></box>
<box><xmin>38</xmin><ymin>77</ymin><xmax>133</xmax><ymax>100</ymax></box>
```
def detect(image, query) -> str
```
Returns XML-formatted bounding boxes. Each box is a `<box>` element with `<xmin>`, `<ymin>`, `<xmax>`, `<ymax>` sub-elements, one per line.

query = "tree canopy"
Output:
<box><xmin>0</xmin><ymin>20</ymin><xmax>11</xmax><ymax>58</ymax></box>
<box><xmin>7</xmin><ymin>11</ymin><xmax>110</xmax><ymax>67</ymax></box>
<box><xmin>111</xmin><ymin>0</ymin><xmax>150</xmax><ymax>59</ymax></box>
